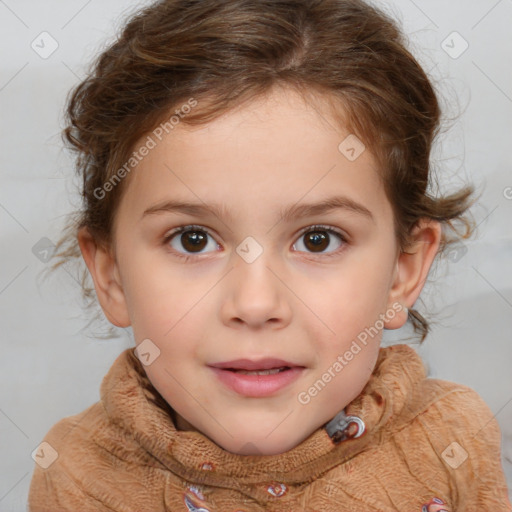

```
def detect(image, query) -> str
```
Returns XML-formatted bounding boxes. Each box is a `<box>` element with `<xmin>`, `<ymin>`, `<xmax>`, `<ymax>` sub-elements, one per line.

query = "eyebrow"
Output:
<box><xmin>141</xmin><ymin>195</ymin><xmax>375</xmax><ymax>224</ymax></box>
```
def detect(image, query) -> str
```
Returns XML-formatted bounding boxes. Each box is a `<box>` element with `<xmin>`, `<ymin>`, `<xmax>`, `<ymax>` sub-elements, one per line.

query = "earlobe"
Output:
<box><xmin>384</xmin><ymin>219</ymin><xmax>442</xmax><ymax>330</ymax></box>
<box><xmin>77</xmin><ymin>227</ymin><xmax>131</xmax><ymax>328</ymax></box>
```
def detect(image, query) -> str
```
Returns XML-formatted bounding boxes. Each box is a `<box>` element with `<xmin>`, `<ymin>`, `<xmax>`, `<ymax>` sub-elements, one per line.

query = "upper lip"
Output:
<box><xmin>208</xmin><ymin>358</ymin><xmax>304</xmax><ymax>371</ymax></box>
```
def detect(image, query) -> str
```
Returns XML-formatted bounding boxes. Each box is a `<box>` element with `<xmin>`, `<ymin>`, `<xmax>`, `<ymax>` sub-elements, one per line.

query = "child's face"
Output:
<box><xmin>103</xmin><ymin>86</ymin><xmax>412</xmax><ymax>455</ymax></box>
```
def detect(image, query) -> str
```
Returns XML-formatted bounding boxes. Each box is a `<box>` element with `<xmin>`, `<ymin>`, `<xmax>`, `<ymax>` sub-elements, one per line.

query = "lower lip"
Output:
<box><xmin>209</xmin><ymin>367</ymin><xmax>304</xmax><ymax>397</ymax></box>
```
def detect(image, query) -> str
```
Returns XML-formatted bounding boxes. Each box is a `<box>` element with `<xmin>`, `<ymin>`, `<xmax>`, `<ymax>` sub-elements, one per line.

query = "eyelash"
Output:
<box><xmin>162</xmin><ymin>224</ymin><xmax>348</xmax><ymax>261</ymax></box>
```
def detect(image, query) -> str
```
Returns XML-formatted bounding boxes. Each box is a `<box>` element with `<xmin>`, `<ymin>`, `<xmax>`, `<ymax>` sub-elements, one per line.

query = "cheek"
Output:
<box><xmin>298</xmin><ymin>252</ymin><xmax>393</xmax><ymax>368</ymax></box>
<box><xmin>344</xmin><ymin>244</ymin><xmax>396</xmax><ymax>306</ymax></box>
<box><xmin>119</xmin><ymin>252</ymin><xmax>207</xmax><ymax>365</ymax></box>
<box><xmin>117</xmin><ymin>247</ymin><xmax>194</xmax><ymax>336</ymax></box>
<box><xmin>309</xmin><ymin>261</ymin><xmax>392</xmax><ymax>328</ymax></box>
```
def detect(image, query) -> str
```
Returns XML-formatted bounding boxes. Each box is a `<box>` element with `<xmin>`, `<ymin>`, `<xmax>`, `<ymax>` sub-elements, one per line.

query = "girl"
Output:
<box><xmin>28</xmin><ymin>0</ymin><xmax>510</xmax><ymax>510</ymax></box>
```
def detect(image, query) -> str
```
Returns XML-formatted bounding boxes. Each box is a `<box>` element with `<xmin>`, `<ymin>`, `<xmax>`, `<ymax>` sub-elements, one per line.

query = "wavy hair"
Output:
<box><xmin>46</xmin><ymin>0</ymin><xmax>478</xmax><ymax>343</ymax></box>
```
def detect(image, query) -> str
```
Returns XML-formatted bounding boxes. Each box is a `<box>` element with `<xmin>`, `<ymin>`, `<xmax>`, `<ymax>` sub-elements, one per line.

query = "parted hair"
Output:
<box><xmin>48</xmin><ymin>0</ymin><xmax>478</xmax><ymax>342</ymax></box>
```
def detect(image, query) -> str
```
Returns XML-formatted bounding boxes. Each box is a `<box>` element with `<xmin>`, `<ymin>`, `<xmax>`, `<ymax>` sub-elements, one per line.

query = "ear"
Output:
<box><xmin>77</xmin><ymin>227</ymin><xmax>131</xmax><ymax>328</ymax></box>
<box><xmin>384</xmin><ymin>218</ymin><xmax>442</xmax><ymax>329</ymax></box>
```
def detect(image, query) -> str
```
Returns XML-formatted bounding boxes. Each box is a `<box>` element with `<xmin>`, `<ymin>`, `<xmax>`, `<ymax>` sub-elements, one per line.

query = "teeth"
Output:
<box><xmin>232</xmin><ymin>367</ymin><xmax>288</xmax><ymax>375</ymax></box>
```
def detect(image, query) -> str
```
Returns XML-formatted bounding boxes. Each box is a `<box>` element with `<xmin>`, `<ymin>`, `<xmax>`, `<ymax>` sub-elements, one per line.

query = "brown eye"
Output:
<box><xmin>165</xmin><ymin>225</ymin><xmax>219</xmax><ymax>257</ymax></box>
<box><xmin>180</xmin><ymin>230</ymin><xmax>208</xmax><ymax>252</ymax></box>
<box><xmin>293</xmin><ymin>226</ymin><xmax>346</xmax><ymax>256</ymax></box>
<box><xmin>304</xmin><ymin>230</ymin><xmax>329</xmax><ymax>252</ymax></box>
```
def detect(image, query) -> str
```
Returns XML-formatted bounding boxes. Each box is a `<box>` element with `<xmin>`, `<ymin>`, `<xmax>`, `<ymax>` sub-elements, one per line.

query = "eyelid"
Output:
<box><xmin>163</xmin><ymin>223</ymin><xmax>349</xmax><ymax>258</ymax></box>
<box><xmin>162</xmin><ymin>224</ymin><xmax>220</xmax><ymax>248</ymax></box>
<box><xmin>164</xmin><ymin>224</ymin><xmax>216</xmax><ymax>238</ymax></box>
<box><xmin>164</xmin><ymin>224</ymin><xmax>348</xmax><ymax>243</ymax></box>
<box><xmin>295</xmin><ymin>224</ymin><xmax>348</xmax><ymax>241</ymax></box>
<box><xmin>162</xmin><ymin>224</ymin><xmax>220</xmax><ymax>261</ymax></box>
<box><xmin>292</xmin><ymin>224</ymin><xmax>349</xmax><ymax>259</ymax></box>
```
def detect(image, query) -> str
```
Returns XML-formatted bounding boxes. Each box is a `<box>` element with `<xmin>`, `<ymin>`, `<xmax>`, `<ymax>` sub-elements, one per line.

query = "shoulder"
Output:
<box><xmin>28</xmin><ymin>399</ymin><xmax>155</xmax><ymax>511</ymax></box>
<box><xmin>28</xmin><ymin>402</ymin><xmax>108</xmax><ymax>510</ymax></box>
<box><xmin>372</xmin><ymin>344</ymin><xmax>502</xmax><ymax>441</ymax></box>
<box><xmin>30</xmin><ymin>396</ymin><xmax>149</xmax><ymax>477</ymax></box>
<box><xmin>377</xmin><ymin>343</ymin><xmax>498</xmax><ymax>437</ymax></box>
<box><xmin>381</xmin><ymin>376</ymin><xmax>510</xmax><ymax>507</ymax></box>
<box><xmin>31</xmin><ymin>402</ymin><xmax>98</xmax><ymax>463</ymax></box>
<box><xmin>396</xmin><ymin>377</ymin><xmax>510</xmax><ymax>500</ymax></box>
<box><xmin>419</xmin><ymin>380</ymin><xmax>510</xmax><ymax>507</ymax></box>
<box><xmin>409</xmin><ymin>377</ymin><xmax>499</xmax><ymax>436</ymax></box>
<box><xmin>391</xmin><ymin>373</ymin><xmax>502</xmax><ymax>452</ymax></box>
<box><xmin>40</xmin><ymin>400</ymin><xmax>107</xmax><ymax>453</ymax></box>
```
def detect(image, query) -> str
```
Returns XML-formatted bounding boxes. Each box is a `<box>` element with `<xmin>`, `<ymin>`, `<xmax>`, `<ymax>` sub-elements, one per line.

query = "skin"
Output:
<box><xmin>78</xmin><ymin>85</ymin><xmax>441</xmax><ymax>456</ymax></box>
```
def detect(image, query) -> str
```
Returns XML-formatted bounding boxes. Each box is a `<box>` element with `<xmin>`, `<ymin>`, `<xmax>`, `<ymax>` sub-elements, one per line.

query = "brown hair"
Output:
<box><xmin>47</xmin><ymin>0</ymin><xmax>479</xmax><ymax>343</ymax></box>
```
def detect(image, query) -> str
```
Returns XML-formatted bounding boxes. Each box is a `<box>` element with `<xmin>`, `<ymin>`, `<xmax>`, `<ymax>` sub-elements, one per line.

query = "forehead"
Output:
<box><xmin>115</xmin><ymin>86</ymin><xmax>392</xmax><ymax>228</ymax></box>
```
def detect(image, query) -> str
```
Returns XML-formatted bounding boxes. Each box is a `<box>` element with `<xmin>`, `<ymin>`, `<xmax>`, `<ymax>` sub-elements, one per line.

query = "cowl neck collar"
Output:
<box><xmin>100</xmin><ymin>343</ymin><xmax>426</xmax><ymax>487</ymax></box>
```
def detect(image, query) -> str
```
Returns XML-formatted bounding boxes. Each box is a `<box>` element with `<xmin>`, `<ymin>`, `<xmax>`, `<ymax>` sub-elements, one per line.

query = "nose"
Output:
<box><xmin>220</xmin><ymin>253</ymin><xmax>292</xmax><ymax>330</ymax></box>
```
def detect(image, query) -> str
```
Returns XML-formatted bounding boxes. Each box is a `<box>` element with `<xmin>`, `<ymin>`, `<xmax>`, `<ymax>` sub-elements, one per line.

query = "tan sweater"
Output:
<box><xmin>28</xmin><ymin>344</ymin><xmax>511</xmax><ymax>511</ymax></box>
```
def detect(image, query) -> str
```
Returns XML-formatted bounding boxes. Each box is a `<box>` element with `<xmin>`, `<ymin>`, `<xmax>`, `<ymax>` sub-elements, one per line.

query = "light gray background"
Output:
<box><xmin>1</xmin><ymin>0</ymin><xmax>511</xmax><ymax>509</ymax></box>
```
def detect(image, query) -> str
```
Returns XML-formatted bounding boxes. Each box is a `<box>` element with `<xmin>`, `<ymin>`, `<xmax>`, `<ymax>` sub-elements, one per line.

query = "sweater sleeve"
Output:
<box><xmin>421</xmin><ymin>385</ymin><xmax>511</xmax><ymax>511</ymax></box>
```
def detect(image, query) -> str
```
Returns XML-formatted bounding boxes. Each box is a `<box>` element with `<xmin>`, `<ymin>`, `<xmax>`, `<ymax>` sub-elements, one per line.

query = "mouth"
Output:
<box><xmin>223</xmin><ymin>366</ymin><xmax>291</xmax><ymax>376</ymax></box>
<box><xmin>208</xmin><ymin>357</ymin><xmax>304</xmax><ymax>372</ymax></box>
<box><xmin>207</xmin><ymin>358</ymin><xmax>305</xmax><ymax>397</ymax></box>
